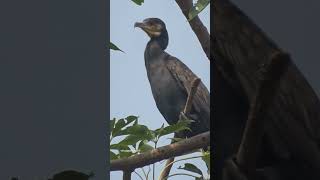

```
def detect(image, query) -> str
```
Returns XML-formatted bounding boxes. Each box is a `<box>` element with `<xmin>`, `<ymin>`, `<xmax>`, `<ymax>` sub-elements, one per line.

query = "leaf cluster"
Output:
<box><xmin>188</xmin><ymin>0</ymin><xmax>210</xmax><ymax>21</ymax></box>
<box><xmin>110</xmin><ymin>115</ymin><xmax>210</xmax><ymax>179</ymax></box>
<box><xmin>110</xmin><ymin>115</ymin><xmax>192</xmax><ymax>160</ymax></box>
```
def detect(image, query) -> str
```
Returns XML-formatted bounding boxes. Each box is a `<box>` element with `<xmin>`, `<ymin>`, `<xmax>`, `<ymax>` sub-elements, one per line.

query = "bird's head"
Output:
<box><xmin>134</xmin><ymin>18</ymin><xmax>167</xmax><ymax>38</ymax></box>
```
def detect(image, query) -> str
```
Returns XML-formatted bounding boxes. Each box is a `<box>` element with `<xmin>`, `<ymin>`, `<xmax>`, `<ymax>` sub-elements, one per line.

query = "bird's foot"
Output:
<box><xmin>179</xmin><ymin>112</ymin><xmax>195</xmax><ymax>124</ymax></box>
<box><xmin>179</xmin><ymin>112</ymin><xmax>188</xmax><ymax>121</ymax></box>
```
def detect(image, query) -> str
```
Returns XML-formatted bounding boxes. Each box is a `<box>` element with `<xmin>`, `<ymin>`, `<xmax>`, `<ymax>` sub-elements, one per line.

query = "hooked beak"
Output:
<box><xmin>134</xmin><ymin>21</ymin><xmax>161</xmax><ymax>37</ymax></box>
<box><xmin>134</xmin><ymin>22</ymin><xmax>145</xmax><ymax>29</ymax></box>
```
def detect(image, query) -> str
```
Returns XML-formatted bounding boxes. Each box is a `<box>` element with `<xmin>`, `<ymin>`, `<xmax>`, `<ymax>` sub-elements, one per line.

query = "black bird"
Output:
<box><xmin>134</xmin><ymin>18</ymin><xmax>210</xmax><ymax>138</ymax></box>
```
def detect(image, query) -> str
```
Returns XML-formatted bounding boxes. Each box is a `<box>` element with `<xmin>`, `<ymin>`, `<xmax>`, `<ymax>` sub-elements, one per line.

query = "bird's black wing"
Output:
<box><xmin>165</xmin><ymin>55</ymin><xmax>210</xmax><ymax>128</ymax></box>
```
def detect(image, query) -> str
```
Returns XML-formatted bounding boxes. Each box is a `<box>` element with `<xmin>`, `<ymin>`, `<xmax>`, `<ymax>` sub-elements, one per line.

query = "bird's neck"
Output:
<box><xmin>147</xmin><ymin>31</ymin><xmax>169</xmax><ymax>51</ymax></box>
<box><xmin>144</xmin><ymin>31</ymin><xmax>169</xmax><ymax>68</ymax></box>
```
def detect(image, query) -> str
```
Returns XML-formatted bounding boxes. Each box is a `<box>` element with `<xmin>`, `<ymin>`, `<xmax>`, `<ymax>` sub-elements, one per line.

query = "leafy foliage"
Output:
<box><xmin>188</xmin><ymin>0</ymin><xmax>210</xmax><ymax>21</ymax></box>
<box><xmin>110</xmin><ymin>116</ymin><xmax>210</xmax><ymax>179</ymax></box>
<box><xmin>110</xmin><ymin>116</ymin><xmax>192</xmax><ymax>160</ymax></box>
<box><xmin>111</xmin><ymin>2</ymin><xmax>211</xmax><ymax>180</ymax></box>
<box><xmin>110</xmin><ymin>1</ymin><xmax>210</xmax><ymax>178</ymax></box>
<box><xmin>202</xmin><ymin>149</ymin><xmax>210</xmax><ymax>174</ymax></box>
<box><xmin>131</xmin><ymin>0</ymin><xmax>144</xmax><ymax>6</ymax></box>
<box><xmin>109</xmin><ymin>42</ymin><xmax>124</xmax><ymax>52</ymax></box>
<box><xmin>178</xmin><ymin>163</ymin><xmax>203</xmax><ymax>177</ymax></box>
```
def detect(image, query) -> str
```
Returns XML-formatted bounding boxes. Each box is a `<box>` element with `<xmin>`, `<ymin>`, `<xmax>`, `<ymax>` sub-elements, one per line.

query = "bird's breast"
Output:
<box><xmin>146</xmin><ymin>60</ymin><xmax>187</xmax><ymax>124</ymax></box>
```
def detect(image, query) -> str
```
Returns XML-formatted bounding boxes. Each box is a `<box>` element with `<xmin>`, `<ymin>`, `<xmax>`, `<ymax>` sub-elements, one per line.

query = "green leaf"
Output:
<box><xmin>126</xmin><ymin>115</ymin><xmax>138</xmax><ymax>123</ymax></box>
<box><xmin>109</xmin><ymin>42</ymin><xmax>124</xmax><ymax>52</ymax></box>
<box><xmin>168</xmin><ymin>137</ymin><xmax>184</xmax><ymax>143</ymax></box>
<box><xmin>111</xmin><ymin>116</ymin><xmax>139</xmax><ymax>137</ymax></box>
<box><xmin>118</xmin><ymin>124</ymin><xmax>147</xmax><ymax>135</ymax></box>
<box><xmin>110</xmin><ymin>143</ymin><xmax>130</xmax><ymax>151</ymax></box>
<box><xmin>110</xmin><ymin>151</ymin><xmax>117</xmax><ymax>160</ymax></box>
<box><xmin>119</xmin><ymin>150</ymin><xmax>135</xmax><ymax>158</ymax></box>
<box><xmin>138</xmin><ymin>140</ymin><xmax>154</xmax><ymax>152</ymax></box>
<box><xmin>188</xmin><ymin>0</ymin><xmax>210</xmax><ymax>21</ymax></box>
<box><xmin>142</xmin><ymin>131</ymin><xmax>155</xmax><ymax>142</ymax></box>
<box><xmin>157</xmin><ymin>119</ymin><xmax>192</xmax><ymax>138</ymax></box>
<box><xmin>117</xmin><ymin>135</ymin><xmax>142</xmax><ymax>147</ymax></box>
<box><xmin>118</xmin><ymin>124</ymin><xmax>155</xmax><ymax>141</ymax></box>
<box><xmin>148</xmin><ymin>130</ymin><xmax>157</xmax><ymax>142</ymax></box>
<box><xmin>178</xmin><ymin>163</ymin><xmax>203</xmax><ymax>177</ymax></box>
<box><xmin>131</xmin><ymin>0</ymin><xmax>144</xmax><ymax>5</ymax></box>
<box><xmin>133</xmin><ymin>117</ymin><xmax>138</xmax><ymax>125</ymax></box>
<box><xmin>202</xmin><ymin>149</ymin><xmax>210</xmax><ymax>173</ymax></box>
<box><xmin>112</xmin><ymin>118</ymin><xmax>126</xmax><ymax>137</ymax></box>
<box><xmin>154</xmin><ymin>123</ymin><xmax>165</xmax><ymax>137</ymax></box>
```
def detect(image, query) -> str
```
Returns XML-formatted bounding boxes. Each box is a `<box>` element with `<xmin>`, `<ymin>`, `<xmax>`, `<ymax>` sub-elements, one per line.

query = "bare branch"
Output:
<box><xmin>159</xmin><ymin>142</ymin><xmax>175</xmax><ymax>180</ymax></box>
<box><xmin>183</xmin><ymin>78</ymin><xmax>201</xmax><ymax>114</ymax></box>
<box><xmin>214</xmin><ymin>0</ymin><xmax>320</xmax><ymax>178</ymax></box>
<box><xmin>236</xmin><ymin>51</ymin><xmax>291</xmax><ymax>177</ymax></box>
<box><xmin>111</xmin><ymin>1</ymin><xmax>211</xmax><ymax>177</ymax></box>
<box><xmin>110</xmin><ymin>131</ymin><xmax>210</xmax><ymax>171</ymax></box>
<box><xmin>159</xmin><ymin>78</ymin><xmax>202</xmax><ymax>180</ymax></box>
<box><xmin>123</xmin><ymin>170</ymin><xmax>132</xmax><ymax>180</ymax></box>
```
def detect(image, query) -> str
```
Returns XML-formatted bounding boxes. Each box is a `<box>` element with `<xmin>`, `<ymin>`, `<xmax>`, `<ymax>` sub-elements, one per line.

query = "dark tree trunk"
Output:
<box><xmin>213</xmin><ymin>0</ymin><xmax>320</xmax><ymax>179</ymax></box>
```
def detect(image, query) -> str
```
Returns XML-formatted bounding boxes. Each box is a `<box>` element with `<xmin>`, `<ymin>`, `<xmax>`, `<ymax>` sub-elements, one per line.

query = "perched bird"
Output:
<box><xmin>134</xmin><ymin>18</ymin><xmax>210</xmax><ymax>138</ymax></box>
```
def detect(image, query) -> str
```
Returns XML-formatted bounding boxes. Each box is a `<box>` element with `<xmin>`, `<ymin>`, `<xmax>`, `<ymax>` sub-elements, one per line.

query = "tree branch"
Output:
<box><xmin>123</xmin><ymin>170</ymin><xmax>132</xmax><ymax>180</ymax></box>
<box><xmin>159</xmin><ymin>78</ymin><xmax>202</xmax><ymax>180</ymax></box>
<box><xmin>236</xmin><ymin>51</ymin><xmax>290</xmax><ymax>177</ymax></box>
<box><xmin>110</xmin><ymin>131</ymin><xmax>210</xmax><ymax>171</ymax></box>
<box><xmin>183</xmin><ymin>78</ymin><xmax>201</xmax><ymax>114</ymax></box>
<box><xmin>175</xmin><ymin>0</ymin><xmax>210</xmax><ymax>60</ymax></box>
<box><xmin>213</xmin><ymin>0</ymin><xmax>320</xmax><ymax>177</ymax></box>
<box><xmin>112</xmin><ymin>1</ymin><xmax>211</xmax><ymax>178</ymax></box>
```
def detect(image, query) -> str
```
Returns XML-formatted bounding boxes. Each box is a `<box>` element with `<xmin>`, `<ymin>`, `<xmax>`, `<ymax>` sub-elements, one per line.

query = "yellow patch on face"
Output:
<box><xmin>145</xmin><ymin>29</ymin><xmax>161</xmax><ymax>37</ymax></box>
<box><xmin>143</xmin><ymin>24</ymin><xmax>162</xmax><ymax>37</ymax></box>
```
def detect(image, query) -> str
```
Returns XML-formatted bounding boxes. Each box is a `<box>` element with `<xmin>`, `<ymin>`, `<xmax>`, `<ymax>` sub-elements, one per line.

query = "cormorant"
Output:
<box><xmin>134</xmin><ymin>18</ymin><xmax>210</xmax><ymax>138</ymax></box>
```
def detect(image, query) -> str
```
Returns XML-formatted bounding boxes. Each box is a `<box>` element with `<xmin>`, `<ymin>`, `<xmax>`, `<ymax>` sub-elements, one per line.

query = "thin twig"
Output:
<box><xmin>164</xmin><ymin>173</ymin><xmax>201</xmax><ymax>179</ymax></box>
<box><xmin>134</xmin><ymin>170</ymin><xmax>144</xmax><ymax>180</ymax></box>
<box><xmin>123</xmin><ymin>170</ymin><xmax>133</xmax><ymax>180</ymax></box>
<box><xmin>147</xmin><ymin>165</ymin><xmax>151</xmax><ymax>179</ymax></box>
<box><xmin>183</xmin><ymin>78</ymin><xmax>201</xmax><ymax>115</ymax></box>
<box><xmin>159</xmin><ymin>78</ymin><xmax>202</xmax><ymax>180</ymax></box>
<box><xmin>159</xmin><ymin>155</ymin><xmax>204</xmax><ymax>180</ymax></box>
<box><xmin>141</xmin><ymin>167</ymin><xmax>148</xmax><ymax>180</ymax></box>
<box><xmin>153</xmin><ymin>163</ymin><xmax>155</xmax><ymax>180</ymax></box>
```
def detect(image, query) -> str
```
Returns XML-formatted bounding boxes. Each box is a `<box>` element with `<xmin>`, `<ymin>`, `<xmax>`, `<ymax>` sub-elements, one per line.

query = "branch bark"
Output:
<box><xmin>183</xmin><ymin>78</ymin><xmax>201</xmax><ymax>114</ymax></box>
<box><xmin>112</xmin><ymin>1</ymin><xmax>211</xmax><ymax>178</ymax></box>
<box><xmin>175</xmin><ymin>0</ymin><xmax>210</xmax><ymax>60</ymax></box>
<box><xmin>159</xmin><ymin>78</ymin><xmax>201</xmax><ymax>180</ymax></box>
<box><xmin>110</xmin><ymin>131</ymin><xmax>210</xmax><ymax>171</ymax></box>
<box><xmin>236</xmin><ymin>51</ymin><xmax>290</xmax><ymax>177</ymax></box>
<box><xmin>213</xmin><ymin>0</ymin><xmax>320</xmax><ymax>178</ymax></box>
<box><xmin>123</xmin><ymin>170</ymin><xmax>132</xmax><ymax>180</ymax></box>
